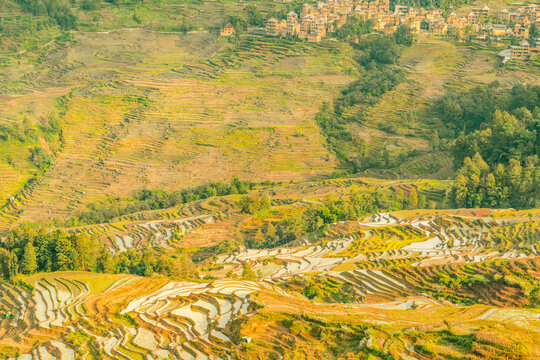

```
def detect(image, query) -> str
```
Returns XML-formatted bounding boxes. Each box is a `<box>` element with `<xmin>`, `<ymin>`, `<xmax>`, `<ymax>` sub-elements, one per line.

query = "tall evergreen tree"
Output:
<box><xmin>21</xmin><ymin>242</ymin><xmax>37</xmax><ymax>274</ymax></box>
<box><xmin>0</xmin><ymin>249</ymin><xmax>18</xmax><ymax>281</ymax></box>
<box><xmin>54</xmin><ymin>233</ymin><xmax>73</xmax><ymax>271</ymax></box>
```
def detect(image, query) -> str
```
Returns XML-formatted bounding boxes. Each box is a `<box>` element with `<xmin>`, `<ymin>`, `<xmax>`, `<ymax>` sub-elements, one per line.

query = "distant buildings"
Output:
<box><xmin>265</xmin><ymin>18</ymin><xmax>281</xmax><ymax>36</ymax></box>
<box><xmin>264</xmin><ymin>0</ymin><xmax>447</xmax><ymax>41</ymax></box>
<box><xmin>511</xmin><ymin>39</ymin><xmax>531</xmax><ymax>59</ymax></box>
<box><xmin>265</xmin><ymin>0</ymin><xmax>371</xmax><ymax>42</ymax></box>
<box><xmin>469</xmin><ymin>4</ymin><xmax>490</xmax><ymax>23</ymax></box>
<box><xmin>259</xmin><ymin>0</ymin><xmax>540</xmax><ymax>63</ymax></box>
<box><xmin>220</xmin><ymin>23</ymin><xmax>235</xmax><ymax>36</ymax></box>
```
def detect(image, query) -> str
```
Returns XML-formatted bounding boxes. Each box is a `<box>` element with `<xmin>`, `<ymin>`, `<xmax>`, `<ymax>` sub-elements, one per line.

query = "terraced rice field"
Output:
<box><xmin>218</xmin><ymin>210</ymin><xmax>539</xmax><ymax>278</ymax></box>
<box><xmin>0</xmin><ymin>33</ymin><xmax>355</xmax><ymax>229</ymax></box>
<box><xmin>73</xmin><ymin>214</ymin><xmax>219</xmax><ymax>253</ymax></box>
<box><xmin>0</xmin><ymin>272</ymin><xmax>139</xmax><ymax>358</ymax></box>
<box><xmin>1</xmin><ymin>207</ymin><xmax>539</xmax><ymax>359</ymax></box>
<box><xmin>2</xmin><ymin>274</ymin><xmax>287</xmax><ymax>360</ymax></box>
<box><xmin>32</xmin><ymin>178</ymin><xmax>448</xmax><ymax>255</ymax></box>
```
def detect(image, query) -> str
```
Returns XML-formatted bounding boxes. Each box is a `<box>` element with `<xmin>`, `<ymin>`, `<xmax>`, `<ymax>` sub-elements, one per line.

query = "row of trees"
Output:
<box><xmin>68</xmin><ymin>177</ymin><xmax>253</xmax><ymax>226</ymax></box>
<box><xmin>0</xmin><ymin>223</ymin><xmax>197</xmax><ymax>281</ymax></box>
<box><xmin>451</xmin><ymin>153</ymin><xmax>538</xmax><ymax>209</ymax></box>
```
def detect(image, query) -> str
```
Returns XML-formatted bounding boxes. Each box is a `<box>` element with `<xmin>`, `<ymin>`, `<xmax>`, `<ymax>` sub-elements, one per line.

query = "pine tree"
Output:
<box><xmin>54</xmin><ymin>234</ymin><xmax>73</xmax><ymax>271</ymax></box>
<box><xmin>0</xmin><ymin>249</ymin><xmax>18</xmax><ymax>281</ymax></box>
<box><xmin>95</xmin><ymin>245</ymin><xmax>113</xmax><ymax>273</ymax></box>
<box><xmin>21</xmin><ymin>242</ymin><xmax>37</xmax><ymax>274</ymax></box>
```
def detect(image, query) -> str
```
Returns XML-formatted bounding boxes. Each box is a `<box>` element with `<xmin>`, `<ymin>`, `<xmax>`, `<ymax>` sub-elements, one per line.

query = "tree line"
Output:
<box><xmin>65</xmin><ymin>177</ymin><xmax>254</xmax><ymax>226</ymax></box>
<box><xmin>451</xmin><ymin>153</ymin><xmax>538</xmax><ymax>209</ymax></box>
<box><xmin>0</xmin><ymin>223</ymin><xmax>197</xmax><ymax>281</ymax></box>
<box><xmin>440</xmin><ymin>83</ymin><xmax>539</xmax><ymax>209</ymax></box>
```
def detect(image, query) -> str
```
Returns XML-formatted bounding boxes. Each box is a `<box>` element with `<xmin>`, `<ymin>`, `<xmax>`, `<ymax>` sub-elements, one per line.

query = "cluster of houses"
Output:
<box><xmin>264</xmin><ymin>0</ymin><xmax>386</xmax><ymax>42</ymax></box>
<box><xmin>219</xmin><ymin>1</ymin><xmax>539</xmax><ymax>61</ymax></box>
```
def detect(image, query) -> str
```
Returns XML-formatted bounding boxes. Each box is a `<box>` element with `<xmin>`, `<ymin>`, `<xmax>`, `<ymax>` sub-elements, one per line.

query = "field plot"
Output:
<box><xmin>0</xmin><ymin>207</ymin><xmax>538</xmax><ymax>359</ymax></box>
<box><xmin>0</xmin><ymin>32</ymin><xmax>355</xmax><ymax>228</ymax></box>
<box><xmin>73</xmin><ymin>214</ymin><xmax>221</xmax><ymax>253</ymax></box>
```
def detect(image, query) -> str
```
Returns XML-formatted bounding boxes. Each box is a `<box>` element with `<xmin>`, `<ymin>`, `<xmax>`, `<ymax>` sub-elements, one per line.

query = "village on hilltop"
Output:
<box><xmin>226</xmin><ymin>0</ymin><xmax>540</xmax><ymax>61</ymax></box>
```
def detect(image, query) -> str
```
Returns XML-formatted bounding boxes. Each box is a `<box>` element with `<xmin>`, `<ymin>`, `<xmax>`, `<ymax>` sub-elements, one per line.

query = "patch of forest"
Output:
<box><xmin>442</xmin><ymin>83</ymin><xmax>539</xmax><ymax>209</ymax></box>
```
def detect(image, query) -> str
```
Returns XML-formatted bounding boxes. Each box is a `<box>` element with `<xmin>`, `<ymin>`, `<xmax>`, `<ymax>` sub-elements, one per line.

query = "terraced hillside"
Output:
<box><xmin>216</xmin><ymin>209</ymin><xmax>539</xmax><ymax>297</ymax></box>
<box><xmin>0</xmin><ymin>175</ymin><xmax>539</xmax><ymax>359</ymax></box>
<box><xmin>2</xmin><ymin>254</ymin><xmax>539</xmax><ymax>358</ymax></box>
<box><xmin>0</xmin><ymin>31</ymin><xmax>356</xmax><ymax>229</ymax></box>
<box><xmin>55</xmin><ymin>177</ymin><xmax>447</xmax><ymax>253</ymax></box>
<box><xmin>1</xmin><ymin>1</ymin><xmax>539</xmax><ymax>359</ymax></box>
<box><xmin>3</xmin><ymin>11</ymin><xmax>539</xmax><ymax>228</ymax></box>
<box><xmin>1</xmin><ymin>273</ymin><xmax>289</xmax><ymax>359</ymax></box>
<box><xmin>356</xmin><ymin>37</ymin><xmax>540</xmax><ymax>180</ymax></box>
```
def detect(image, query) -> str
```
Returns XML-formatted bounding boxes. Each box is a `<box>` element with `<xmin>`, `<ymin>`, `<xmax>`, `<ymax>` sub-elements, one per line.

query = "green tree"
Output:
<box><xmin>408</xmin><ymin>188</ymin><xmax>418</xmax><ymax>208</ymax></box>
<box><xmin>29</xmin><ymin>146</ymin><xmax>52</xmax><ymax>170</ymax></box>
<box><xmin>243</xmin><ymin>5</ymin><xmax>262</xmax><ymax>26</ymax></box>
<box><xmin>72</xmin><ymin>233</ymin><xmax>100</xmax><ymax>271</ymax></box>
<box><xmin>530</xmin><ymin>287</ymin><xmax>540</xmax><ymax>308</ymax></box>
<box><xmin>394</xmin><ymin>25</ymin><xmax>413</xmax><ymax>46</ymax></box>
<box><xmin>54</xmin><ymin>233</ymin><xmax>74</xmax><ymax>271</ymax></box>
<box><xmin>0</xmin><ymin>249</ymin><xmax>18</xmax><ymax>281</ymax></box>
<box><xmin>20</xmin><ymin>242</ymin><xmax>37</xmax><ymax>274</ymax></box>
<box><xmin>34</xmin><ymin>231</ymin><xmax>54</xmax><ymax>272</ymax></box>
<box><xmin>242</xmin><ymin>262</ymin><xmax>256</xmax><ymax>280</ymax></box>
<box><xmin>173</xmin><ymin>254</ymin><xmax>197</xmax><ymax>279</ymax></box>
<box><xmin>529</xmin><ymin>23</ymin><xmax>538</xmax><ymax>40</ymax></box>
<box><xmin>239</xmin><ymin>194</ymin><xmax>271</xmax><ymax>214</ymax></box>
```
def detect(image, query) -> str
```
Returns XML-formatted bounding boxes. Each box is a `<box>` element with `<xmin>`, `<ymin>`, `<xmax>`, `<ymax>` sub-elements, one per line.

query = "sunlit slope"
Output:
<box><xmin>0</xmin><ymin>33</ymin><xmax>356</xmax><ymax>227</ymax></box>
